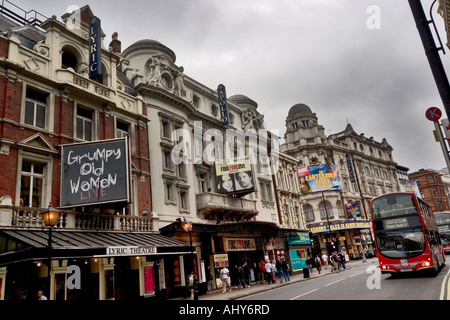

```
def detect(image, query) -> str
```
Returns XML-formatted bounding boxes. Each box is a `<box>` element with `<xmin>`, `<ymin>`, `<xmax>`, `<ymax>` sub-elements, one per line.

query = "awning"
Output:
<box><xmin>0</xmin><ymin>229</ymin><xmax>192</xmax><ymax>265</ymax></box>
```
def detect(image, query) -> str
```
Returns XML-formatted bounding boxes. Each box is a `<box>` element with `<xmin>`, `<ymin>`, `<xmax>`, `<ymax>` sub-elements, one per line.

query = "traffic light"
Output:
<box><xmin>309</xmin><ymin>232</ymin><xmax>314</xmax><ymax>244</ymax></box>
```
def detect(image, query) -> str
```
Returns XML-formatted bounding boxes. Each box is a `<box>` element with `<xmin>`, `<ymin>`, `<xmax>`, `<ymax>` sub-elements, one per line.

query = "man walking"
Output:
<box><xmin>220</xmin><ymin>265</ymin><xmax>231</xmax><ymax>293</ymax></box>
<box><xmin>321</xmin><ymin>252</ymin><xmax>328</xmax><ymax>270</ymax></box>
<box><xmin>265</xmin><ymin>259</ymin><xmax>273</xmax><ymax>284</ymax></box>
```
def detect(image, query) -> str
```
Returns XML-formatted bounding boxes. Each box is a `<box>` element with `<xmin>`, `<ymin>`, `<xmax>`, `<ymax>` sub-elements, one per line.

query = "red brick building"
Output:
<box><xmin>0</xmin><ymin>4</ymin><xmax>191</xmax><ymax>301</ymax></box>
<box><xmin>409</xmin><ymin>169</ymin><xmax>450</xmax><ymax>212</ymax></box>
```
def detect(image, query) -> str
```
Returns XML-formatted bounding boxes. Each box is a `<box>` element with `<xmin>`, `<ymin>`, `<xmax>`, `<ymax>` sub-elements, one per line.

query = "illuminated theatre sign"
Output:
<box><xmin>60</xmin><ymin>138</ymin><xmax>130</xmax><ymax>208</ymax></box>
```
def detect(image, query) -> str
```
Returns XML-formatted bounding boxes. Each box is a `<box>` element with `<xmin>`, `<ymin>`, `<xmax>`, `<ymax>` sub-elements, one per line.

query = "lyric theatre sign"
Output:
<box><xmin>105</xmin><ymin>246</ymin><xmax>157</xmax><ymax>257</ymax></box>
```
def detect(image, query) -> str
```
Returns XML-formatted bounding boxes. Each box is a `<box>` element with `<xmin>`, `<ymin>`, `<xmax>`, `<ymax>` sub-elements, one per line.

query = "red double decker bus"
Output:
<box><xmin>370</xmin><ymin>192</ymin><xmax>446</xmax><ymax>274</ymax></box>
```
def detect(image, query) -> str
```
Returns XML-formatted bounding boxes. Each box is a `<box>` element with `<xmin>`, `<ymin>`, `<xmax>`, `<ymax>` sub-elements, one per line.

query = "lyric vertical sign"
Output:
<box><xmin>89</xmin><ymin>16</ymin><xmax>102</xmax><ymax>79</ymax></box>
<box><xmin>61</xmin><ymin>138</ymin><xmax>129</xmax><ymax>207</ymax></box>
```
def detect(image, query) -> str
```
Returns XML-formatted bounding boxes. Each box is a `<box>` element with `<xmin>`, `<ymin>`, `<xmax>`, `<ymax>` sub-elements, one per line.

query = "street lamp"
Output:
<box><xmin>181</xmin><ymin>219</ymin><xmax>198</xmax><ymax>300</ymax></box>
<box><xmin>41</xmin><ymin>204</ymin><xmax>60</xmax><ymax>300</ymax></box>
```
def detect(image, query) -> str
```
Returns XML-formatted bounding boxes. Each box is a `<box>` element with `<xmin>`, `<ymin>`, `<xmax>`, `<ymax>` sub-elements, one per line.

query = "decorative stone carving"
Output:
<box><xmin>173</xmin><ymin>66</ymin><xmax>187</xmax><ymax>97</ymax></box>
<box><xmin>33</xmin><ymin>43</ymin><xmax>50</xmax><ymax>57</ymax></box>
<box><xmin>241</xmin><ymin>107</ymin><xmax>265</xmax><ymax>130</ymax></box>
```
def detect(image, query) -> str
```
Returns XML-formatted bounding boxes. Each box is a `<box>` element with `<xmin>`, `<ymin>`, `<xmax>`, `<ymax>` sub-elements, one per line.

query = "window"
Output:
<box><xmin>161</xmin><ymin>119</ymin><xmax>171</xmax><ymax>139</ymax></box>
<box><xmin>20</xmin><ymin>161</ymin><xmax>45</xmax><ymax>208</ymax></box>
<box><xmin>319</xmin><ymin>201</ymin><xmax>332</xmax><ymax>219</ymax></box>
<box><xmin>163</xmin><ymin>149</ymin><xmax>173</xmax><ymax>171</ymax></box>
<box><xmin>193</xmin><ymin>95</ymin><xmax>201</xmax><ymax>109</ymax></box>
<box><xmin>116</xmin><ymin>120</ymin><xmax>129</xmax><ymax>138</ymax></box>
<box><xmin>304</xmin><ymin>204</ymin><xmax>314</xmax><ymax>221</ymax></box>
<box><xmin>25</xmin><ymin>88</ymin><xmax>47</xmax><ymax>129</ymax></box>
<box><xmin>283</xmin><ymin>204</ymin><xmax>290</xmax><ymax>225</ymax></box>
<box><xmin>433</xmin><ymin>189</ymin><xmax>439</xmax><ymax>196</ymax></box>
<box><xmin>61</xmin><ymin>50</ymin><xmax>78</xmax><ymax>70</ymax></box>
<box><xmin>177</xmin><ymin>163</ymin><xmax>186</xmax><ymax>180</ymax></box>
<box><xmin>76</xmin><ymin>107</ymin><xmax>93</xmax><ymax>141</ymax></box>
<box><xmin>211</xmin><ymin>104</ymin><xmax>219</xmax><ymax>117</ymax></box>
<box><xmin>429</xmin><ymin>176</ymin><xmax>435</xmax><ymax>183</ymax></box>
<box><xmin>179</xmin><ymin>189</ymin><xmax>189</xmax><ymax>212</ymax></box>
<box><xmin>164</xmin><ymin>180</ymin><xmax>175</xmax><ymax>204</ymax></box>
<box><xmin>198</xmin><ymin>173</ymin><xmax>207</xmax><ymax>193</ymax></box>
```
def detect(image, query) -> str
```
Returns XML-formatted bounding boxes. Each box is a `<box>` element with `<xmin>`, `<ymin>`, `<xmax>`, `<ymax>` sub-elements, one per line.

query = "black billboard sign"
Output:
<box><xmin>61</xmin><ymin>138</ymin><xmax>129</xmax><ymax>208</ymax></box>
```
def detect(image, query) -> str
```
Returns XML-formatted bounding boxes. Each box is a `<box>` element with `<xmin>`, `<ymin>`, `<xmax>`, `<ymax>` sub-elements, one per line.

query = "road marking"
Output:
<box><xmin>325</xmin><ymin>278</ymin><xmax>346</xmax><ymax>287</ymax></box>
<box><xmin>348</xmin><ymin>271</ymin><xmax>365</xmax><ymax>278</ymax></box>
<box><xmin>440</xmin><ymin>268</ymin><xmax>450</xmax><ymax>300</ymax></box>
<box><xmin>289</xmin><ymin>288</ymin><xmax>319</xmax><ymax>300</ymax></box>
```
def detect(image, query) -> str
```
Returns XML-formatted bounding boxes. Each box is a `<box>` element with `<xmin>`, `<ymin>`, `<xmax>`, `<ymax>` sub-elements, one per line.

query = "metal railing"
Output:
<box><xmin>1</xmin><ymin>205</ymin><xmax>156</xmax><ymax>232</ymax></box>
<box><xmin>0</xmin><ymin>0</ymin><xmax>48</xmax><ymax>27</ymax></box>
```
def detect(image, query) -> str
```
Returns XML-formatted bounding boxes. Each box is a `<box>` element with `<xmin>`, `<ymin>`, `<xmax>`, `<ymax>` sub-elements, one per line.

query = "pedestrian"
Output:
<box><xmin>276</xmin><ymin>258</ymin><xmax>284</xmax><ymax>283</ymax></box>
<box><xmin>253</xmin><ymin>262</ymin><xmax>260</xmax><ymax>283</ymax></box>
<box><xmin>321</xmin><ymin>252</ymin><xmax>328</xmax><ymax>270</ymax></box>
<box><xmin>362</xmin><ymin>248</ymin><xmax>368</xmax><ymax>263</ymax></box>
<box><xmin>271</xmin><ymin>260</ymin><xmax>277</xmax><ymax>282</ymax></box>
<box><xmin>237</xmin><ymin>265</ymin><xmax>245</xmax><ymax>289</ymax></box>
<box><xmin>265</xmin><ymin>259</ymin><xmax>273</xmax><ymax>284</ymax></box>
<box><xmin>231</xmin><ymin>264</ymin><xmax>239</xmax><ymax>288</ymax></box>
<box><xmin>38</xmin><ymin>290</ymin><xmax>47</xmax><ymax>300</ymax></box>
<box><xmin>330</xmin><ymin>252</ymin><xmax>339</xmax><ymax>272</ymax></box>
<box><xmin>315</xmin><ymin>255</ymin><xmax>321</xmax><ymax>274</ymax></box>
<box><xmin>281</xmin><ymin>257</ymin><xmax>290</xmax><ymax>282</ymax></box>
<box><xmin>243</xmin><ymin>262</ymin><xmax>251</xmax><ymax>287</ymax></box>
<box><xmin>206</xmin><ymin>266</ymin><xmax>214</xmax><ymax>294</ymax></box>
<box><xmin>338</xmin><ymin>251</ymin><xmax>346</xmax><ymax>270</ymax></box>
<box><xmin>259</xmin><ymin>259</ymin><xmax>266</xmax><ymax>283</ymax></box>
<box><xmin>220</xmin><ymin>265</ymin><xmax>231</xmax><ymax>293</ymax></box>
<box><xmin>306</xmin><ymin>256</ymin><xmax>312</xmax><ymax>274</ymax></box>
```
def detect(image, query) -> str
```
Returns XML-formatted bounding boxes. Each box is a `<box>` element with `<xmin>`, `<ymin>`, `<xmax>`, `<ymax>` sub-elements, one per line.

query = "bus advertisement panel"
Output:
<box><xmin>435</xmin><ymin>212</ymin><xmax>450</xmax><ymax>253</ymax></box>
<box><xmin>370</xmin><ymin>192</ymin><xmax>446</xmax><ymax>274</ymax></box>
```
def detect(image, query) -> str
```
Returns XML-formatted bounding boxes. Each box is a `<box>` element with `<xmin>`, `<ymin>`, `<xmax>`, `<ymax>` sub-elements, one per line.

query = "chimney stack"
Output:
<box><xmin>109</xmin><ymin>32</ymin><xmax>121</xmax><ymax>54</ymax></box>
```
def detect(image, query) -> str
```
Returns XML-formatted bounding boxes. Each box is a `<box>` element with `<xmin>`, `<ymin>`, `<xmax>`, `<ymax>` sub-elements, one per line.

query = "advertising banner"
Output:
<box><xmin>398</xmin><ymin>179</ymin><xmax>421</xmax><ymax>198</ymax></box>
<box><xmin>297</xmin><ymin>163</ymin><xmax>342</xmax><ymax>194</ymax></box>
<box><xmin>61</xmin><ymin>138</ymin><xmax>129</xmax><ymax>207</ymax></box>
<box><xmin>215</xmin><ymin>157</ymin><xmax>254</xmax><ymax>195</ymax></box>
<box><xmin>346</xmin><ymin>201</ymin><xmax>361</xmax><ymax>218</ymax></box>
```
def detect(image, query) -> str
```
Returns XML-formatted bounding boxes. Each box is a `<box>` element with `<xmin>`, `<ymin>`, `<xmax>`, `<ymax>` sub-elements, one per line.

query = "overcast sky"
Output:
<box><xmin>12</xmin><ymin>0</ymin><xmax>450</xmax><ymax>173</ymax></box>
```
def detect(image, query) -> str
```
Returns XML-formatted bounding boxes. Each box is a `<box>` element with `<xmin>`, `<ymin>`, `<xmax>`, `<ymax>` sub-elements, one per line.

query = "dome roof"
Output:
<box><xmin>288</xmin><ymin>103</ymin><xmax>312</xmax><ymax>117</ymax></box>
<box><xmin>122</xmin><ymin>39</ymin><xmax>176</xmax><ymax>63</ymax></box>
<box><xmin>229</xmin><ymin>94</ymin><xmax>258</xmax><ymax>108</ymax></box>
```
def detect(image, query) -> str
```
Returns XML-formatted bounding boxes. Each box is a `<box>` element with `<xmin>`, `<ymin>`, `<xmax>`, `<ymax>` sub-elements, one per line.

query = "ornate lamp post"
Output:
<box><xmin>41</xmin><ymin>205</ymin><xmax>60</xmax><ymax>300</ymax></box>
<box><xmin>181</xmin><ymin>219</ymin><xmax>198</xmax><ymax>300</ymax></box>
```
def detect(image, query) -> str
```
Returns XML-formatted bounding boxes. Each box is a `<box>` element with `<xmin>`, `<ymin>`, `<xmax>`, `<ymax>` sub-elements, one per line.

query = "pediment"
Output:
<box><xmin>17</xmin><ymin>133</ymin><xmax>57</xmax><ymax>154</ymax></box>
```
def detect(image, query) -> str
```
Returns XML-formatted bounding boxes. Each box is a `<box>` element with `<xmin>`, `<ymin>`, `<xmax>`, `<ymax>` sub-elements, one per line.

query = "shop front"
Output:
<box><xmin>161</xmin><ymin>220</ymin><xmax>297</xmax><ymax>292</ymax></box>
<box><xmin>287</xmin><ymin>232</ymin><xmax>312</xmax><ymax>274</ymax></box>
<box><xmin>310</xmin><ymin>220</ymin><xmax>374</xmax><ymax>259</ymax></box>
<box><xmin>0</xmin><ymin>229</ymin><xmax>192</xmax><ymax>300</ymax></box>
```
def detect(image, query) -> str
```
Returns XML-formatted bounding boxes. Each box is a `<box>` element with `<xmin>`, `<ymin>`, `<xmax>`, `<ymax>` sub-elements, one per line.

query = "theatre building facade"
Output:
<box><xmin>0</xmin><ymin>5</ymin><xmax>192</xmax><ymax>300</ymax></box>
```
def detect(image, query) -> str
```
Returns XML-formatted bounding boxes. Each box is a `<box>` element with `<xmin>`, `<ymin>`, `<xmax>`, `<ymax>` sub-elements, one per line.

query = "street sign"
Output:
<box><xmin>425</xmin><ymin>107</ymin><xmax>442</xmax><ymax>122</ymax></box>
<box><xmin>441</xmin><ymin>118</ymin><xmax>450</xmax><ymax>141</ymax></box>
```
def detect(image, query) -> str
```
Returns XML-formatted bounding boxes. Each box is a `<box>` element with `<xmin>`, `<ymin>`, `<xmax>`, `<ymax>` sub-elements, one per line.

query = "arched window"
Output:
<box><xmin>319</xmin><ymin>201</ymin><xmax>333</xmax><ymax>219</ymax></box>
<box><xmin>304</xmin><ymin>204</ymin><xmax>314</xmax><ymax>221</ymax></box>
<box><xmin>61</xmin><ymin>45</ymin><xmax>82</xmax><ymax>71</ymax></box>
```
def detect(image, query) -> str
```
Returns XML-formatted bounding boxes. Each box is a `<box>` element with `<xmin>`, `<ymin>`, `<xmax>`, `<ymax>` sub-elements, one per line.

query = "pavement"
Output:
<box><xmin>181</xmin><ymin>259</ymin><xmax>374</xmax><ymax>300</ymax></box>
